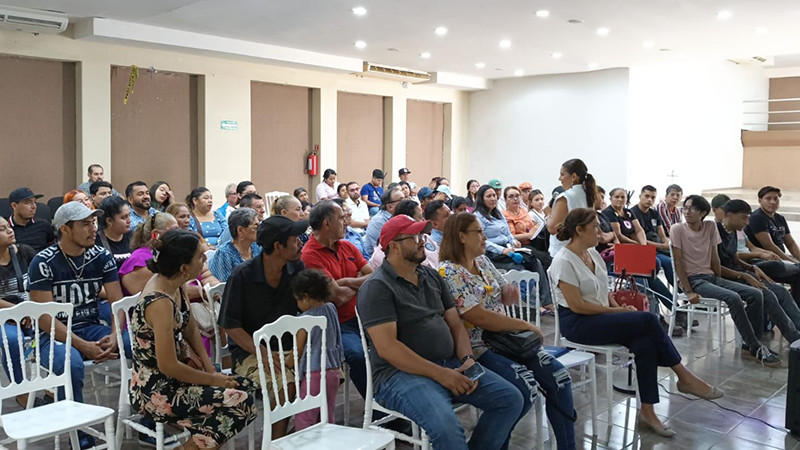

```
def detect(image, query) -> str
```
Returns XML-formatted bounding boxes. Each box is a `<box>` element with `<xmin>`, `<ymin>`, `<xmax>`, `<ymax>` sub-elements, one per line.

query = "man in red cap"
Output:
<box><xmin>358</xmin><ymin>215</ymin><xmax>523</xmax><ymax>449</ymax></box>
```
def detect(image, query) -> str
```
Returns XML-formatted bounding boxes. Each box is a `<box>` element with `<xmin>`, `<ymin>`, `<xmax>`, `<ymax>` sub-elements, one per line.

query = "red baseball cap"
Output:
<box><xmin>379</xmin><ymin>215</ymin><xmax>433</xmax><ymax>252</ymax></box>
<box><xmin>519</xmin><ymin>182</ymin><xmax>533</xmax><ymax>190</ymax></box>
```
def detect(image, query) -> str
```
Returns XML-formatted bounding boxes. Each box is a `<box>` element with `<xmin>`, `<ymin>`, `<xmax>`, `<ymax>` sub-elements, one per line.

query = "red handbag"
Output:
<box><xmin>611</xmin><ymin>274</ymin><xmax>649</xmax><ymax>311</ymax></box>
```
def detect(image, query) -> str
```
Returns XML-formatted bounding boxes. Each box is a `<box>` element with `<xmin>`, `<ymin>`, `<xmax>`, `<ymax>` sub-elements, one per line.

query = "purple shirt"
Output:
<box><xmin>119</xmin><ymin>247</ymin><xmax>154</xmax><ymax>296</ymax></box>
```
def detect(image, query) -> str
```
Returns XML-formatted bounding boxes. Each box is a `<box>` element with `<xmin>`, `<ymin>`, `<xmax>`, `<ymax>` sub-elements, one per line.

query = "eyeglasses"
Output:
<box><xmin>507</xmin><ymin>194</ymin><xmax>521</xmax><ymax>199</ymax></box>
<box><xmin>464</xmin><ymin>228</ymin><xmax>485</xmax><ymax>237</ymax></box>
<box><xmin>394</xmin><ymin>234</ymin><xmax>423</xmax><ymax>244</ymax></box>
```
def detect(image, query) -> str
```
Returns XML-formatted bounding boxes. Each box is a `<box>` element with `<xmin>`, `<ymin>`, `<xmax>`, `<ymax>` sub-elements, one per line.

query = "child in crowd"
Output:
<box><xmin>288</xmin><ymin>269</ymin><xmax>345</xmax><ymax>430</ymax></box>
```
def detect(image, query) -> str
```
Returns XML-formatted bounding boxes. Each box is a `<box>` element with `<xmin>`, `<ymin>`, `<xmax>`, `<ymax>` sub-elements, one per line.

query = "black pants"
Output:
<box><xmin>756</xmin><ymin>260</ymin><xmax>800</xmax><ymax>306</ymax></box>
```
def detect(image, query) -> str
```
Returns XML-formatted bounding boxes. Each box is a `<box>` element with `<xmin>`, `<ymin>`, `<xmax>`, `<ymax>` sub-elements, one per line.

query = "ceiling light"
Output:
<box><xmin>587</xmin><ymin>63</ymin><xmax>598</xmax><ymax>69</ymax></box>
<box><xmin>352</xmin><ymin>6</ymin><xmax>367</xmax><ymax>16</ymax></box>
<box><xmin>499</xmin><ymin>39</ymin><xmax>512</xmax><ymax>49</ymax></box>
<box><xmin>420</xmin><ymin>52</ymin><xmax>431</xmax><ymax>59</ymax></box>
<box><xmin>513</xmin><ymin>69</ymin><xmax>524</xmax><ymax>76</ymax></box>
<box><xmin>551</xmin><ymin>52</ymin><xmax>562</xmax><ymax>59</ymax></box>
<box><xmin>643</xmin><ymin>40</ymin><xmax>655</xmax><ymax>49</ymax></box>
<box><xmin>716</xmin><ymin>10</ymin><xmax>732</xmax><ymax>20</ymax></box>
<box><xmin>354</xmin><ymin>40</ymin><xmax>367</xmax><ymax>49</ymax></box>
<box><xmin>535</xmin><ymin>10</ymin><xmax>550</xmax><ymax>18</ymax></box>
<box><xmin>435</xmin><ymin>26</ymin><xmax>448</xmax><ymax>36</ymax></box>
<box><xmin>755</xmin><ymin>27</ymin><xmax>768</xmax><ymax>34</ymax></box>
<box><xmin>475</xmin><ymin>62</ymin><xmax>486</xmax><ymax>69</ymax></box>
<box><xmin>596</xmin><ymin>27</ymin><xmax>610</xmax><ymax>36</ymax></box>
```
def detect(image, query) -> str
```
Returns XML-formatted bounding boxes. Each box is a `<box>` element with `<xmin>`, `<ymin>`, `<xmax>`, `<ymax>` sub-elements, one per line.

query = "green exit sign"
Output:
<box><xmin>220</xmin><ymin>120</ymin><xmax>238</xmax><ymax>131</ymax></box>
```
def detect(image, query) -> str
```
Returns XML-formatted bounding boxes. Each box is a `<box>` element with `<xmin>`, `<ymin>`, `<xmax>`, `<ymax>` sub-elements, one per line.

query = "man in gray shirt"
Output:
<box><xmin>357</xmin><ymin>215</ymin><xmax>523</xmax><ymax>450</ymax></box>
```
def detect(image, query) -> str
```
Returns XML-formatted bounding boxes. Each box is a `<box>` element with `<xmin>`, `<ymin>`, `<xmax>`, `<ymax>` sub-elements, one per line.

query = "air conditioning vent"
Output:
<box><xmin>0</xmin><ymin>5</ymin><xmax>68</xmax><ymax>34</ymax></box>
<box><xmin>361</xmin><ymin>62</ymin><xmax>431</xmax><ymax>83</ymax></box>
<box><xmin>728</xmin><ymin>56</ymin><xmax>773</xmax><ymax>66</ymax></box>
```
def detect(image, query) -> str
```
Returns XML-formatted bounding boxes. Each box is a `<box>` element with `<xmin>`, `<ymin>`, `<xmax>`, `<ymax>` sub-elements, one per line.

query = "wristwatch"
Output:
<box><xmin>461</xmin><ymin>354</ymin><xmax>475</xmax><ymax>363</ymax></box>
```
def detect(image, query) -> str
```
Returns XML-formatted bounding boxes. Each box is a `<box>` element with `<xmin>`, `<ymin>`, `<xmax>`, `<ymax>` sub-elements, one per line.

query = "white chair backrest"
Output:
<box><xmin>548</xmin><ymin>272</ymin><xmax>563</xmax><ymax>346</ymax></box>
<box><xmin>253</xmin><ymin>314</ymin><xmax>328</xmax><ymax>443</ymax></box>
<box><xmin>203</xmin><ymin>282</ymin><xmax>227</xmax><ymax>366</ymax></box>
<box><xmin>0</xmin><ymin>302</ymin><xmax>74</xmax><ymax>406</ymax></box>
<box><xmin>502</xmin><ymin>270</ymin><xmax>539</xmax><ymax>324</ymax></box>
<box><xmin>355</xmin><ymin>309</ymin><xmax>375</xmax><ymax>429</ymax></box>
<box><xmin>204</xmin><ymin>249</ymin><xmax>216</xmax><ymax>262</ymax></box>
<box><xmin>112</xmin><ymin>293</ymin><xmax>141</xmax><ymax>391</ymax></box>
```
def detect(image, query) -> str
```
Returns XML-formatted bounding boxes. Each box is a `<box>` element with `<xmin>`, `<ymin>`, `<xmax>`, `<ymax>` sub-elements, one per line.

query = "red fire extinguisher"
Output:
<box><xmin>307</xmin><ymin>145</ymin><xmax>318</xmax><ymax>176</ymax></box>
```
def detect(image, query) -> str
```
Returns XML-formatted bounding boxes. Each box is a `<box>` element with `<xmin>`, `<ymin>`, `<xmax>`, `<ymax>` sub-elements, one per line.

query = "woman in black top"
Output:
<box><xmin>465</xmin><ymin>179</ymin><xmax>480</xmax><ymax>209</ymax></box>
<box><xmin>602</xmin><ymin>188</ymin><xmax>646</xmax><ymax>245</ymax></box>
<box><xmin>98</xmin><ymin>196</ymin><xmax>133</xmax><ymax>268</ymax></box>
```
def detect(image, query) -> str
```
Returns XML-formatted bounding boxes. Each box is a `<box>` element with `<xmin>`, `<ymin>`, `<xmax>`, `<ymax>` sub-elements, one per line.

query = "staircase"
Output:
<box><xmin>701</xmin><ymin>187</ymin><xmax>800</xmax><ymax>222</ymax></box>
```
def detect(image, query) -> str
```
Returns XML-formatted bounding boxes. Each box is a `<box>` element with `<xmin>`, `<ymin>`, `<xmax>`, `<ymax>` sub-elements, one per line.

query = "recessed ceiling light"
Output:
<box><xmin>535</xmin><ymin>10</ymin><xmax>550</xmax><ymax>18</ymax></box>
<box><xmin>352</xmin><ymin>6</ymin><xmax>367</xmax><ymax>16</ymax></box>
<box><xmin>475</xmin><ymin>62</ymin><xmax>486</xmax><ymax>69</ymax></box>
<box><xmin>755</xmin><ymin>27</ymin><xmax>768</xmax><ymax>34</ymax></box>
<box><xmin>513</xmin><ymin>69</ymin><xmax>524</xmax><ymax>76</ymax></box>
<box><xmin>596</xmin><ymin>27</ymin><xmax>610</xmax><ymax>36</ymax></box>
<box><xmin>354</xmin><ymin>40</ymin><xmax>367</xmax><ymax>49</ymax></box>
<box><xmin>567</xmin><ymin>19</ymin><xmax>584</xmax><ymax>24</ymax></box>
<box><xmin>551</xmin><ymin>52</ymin><xmax>563</xmax><ymax>59</ymax></box>
<box><xmin>499</xmin><ymin>39</ymin><xmax>512</xmax><ymax>49</ymax></box>
<box><xmin>643</xmin><ymin>40</ymin><xmax>655</xmax><ymax>49</ymax></box>
<box><xmin>587</xmin><ymin>63</ymin><xmax>598</xmax><ymax>69</ymax></box>
<box><xmin>716</xmin><ymin>10</ymin><xmax>732</xmax><ymax>20</ymax></box>
<box><xmin>435</xmin><ymin>26</ymin><xmax>448</xmax><ymax>36</ymax></box>
<box><xmin>420</xmin><ymin>52</ymin><xmax>431</xmax><ymax>59</ymax></box>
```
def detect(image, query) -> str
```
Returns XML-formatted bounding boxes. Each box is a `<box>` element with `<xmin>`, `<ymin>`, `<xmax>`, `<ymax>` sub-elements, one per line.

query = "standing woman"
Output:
<box><xmin>97</xmin><ymin>195</ymin><xmax>133</xmax><ymax>268</ymax></box>
<box><xmin>438</xmin><ymin>212</ymin><xmax>576</xmax><ymax>450</ymax></box>
<box><xmin>546</xmin><ymin>159</ymin><xmax>597</xmax><ymax>258</ymax></box>
<box><xmin>150</xmin><ymin>181</ymin><xmax>174</xmax><ymax>212</ymax></box>
<box><xmin>465</xmin><ymin>179</ymin><xmax>480</xmax><ymax>211</ymax></box>
<box><xmin>130</xmin><ymin>230</ymin><xmax>257</xmax><ymax>449</ymax></box>
<box><xmin>187</xmin><ymin>187</ymin><xmax>227</xmax><ymax>248</ymax></box>
<box><xmin>549</xmin><ymin>208</ymin><xmax>722</xmax><ymax>437</ymax></box>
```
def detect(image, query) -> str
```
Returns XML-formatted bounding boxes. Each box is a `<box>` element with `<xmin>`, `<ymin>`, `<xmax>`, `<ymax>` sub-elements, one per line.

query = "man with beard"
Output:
<box><xmin>301</xmin><ymin>200</ymin><xmax>373</xmax><ymax>399</ymax></box>
<box><xmin>125</xmin><ymin>181</ymin><xmax>156</xmax><ymax>231</ymax></box>
<box><xmin>28</xmin><ymin>202</ymin><xmax>127</xmax><ymax>449</ymax></box>
<box><xmin>217</xmin><ymin>215</ymin><xmax>308</xmax><ymax>439</ymax></box>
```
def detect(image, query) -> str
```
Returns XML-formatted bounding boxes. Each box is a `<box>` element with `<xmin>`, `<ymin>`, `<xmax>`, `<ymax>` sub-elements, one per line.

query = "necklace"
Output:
<box><xmin>59</xmin><ymin>244</ymin><xmax>86</xmax><ymax>279</ymax></box>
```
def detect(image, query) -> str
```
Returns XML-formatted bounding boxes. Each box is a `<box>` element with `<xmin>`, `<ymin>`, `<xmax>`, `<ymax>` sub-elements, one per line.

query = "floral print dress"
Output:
<box><xmin>129</xmin><ymin>291</ymin><xmax>258</xmax><ymax>448</ymax></box>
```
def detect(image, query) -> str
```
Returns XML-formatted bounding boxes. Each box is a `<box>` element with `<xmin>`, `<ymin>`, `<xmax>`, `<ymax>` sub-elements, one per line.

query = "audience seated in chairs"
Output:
<box><xmin>187</xmin><ymin>187</ymin><xmax>227</xmax><ymax>248</ymax></box>
<box><xmin>474</xmin><ymin>184</ymin><xmax>554</xmax><ymax>308</ymax></box>
<box><xmin>8</xmin><ymin>187</ymin><xmax>54</xmax><ymax>252</ymax></box>
<box><xmin>28</xmin><ymin>202</ymin><xmax>132</xmax><ymax>449</ymax></box>
<box><xmin>549</xmin><ymin>207</ymin><xmax>722</xmax><ymax>439</ymax></box>
<box><xmin>149</xmin><ymin>181</ymin><xmax>174</xmax><ymax>212</ymax></box>
<box><xmin>209</xmin><ymin>207</ymin><xmax>261</xmax><ymax>282</ymax></box>
<box><xmin>218</xmin><ymin>215</ymin><xmax>307</xmax><ymax>439</ymax></box>
<box><xmin>368</xmin><ymin>199</ymin><xmax>439</xmax><ymax>270</ymax></box>
<box><xmin>504</xmin><ymin>185</ymin><xmax>552</xmax><ymax>269</ymax></box>
<box><xmin>657</xmin><ymin>184</ymin><xmax>683</xmax><ymax>238</ymax></box>
<box><xmin>715</xmin><ymin>199</ymin><xmax>800</xmax><ymax>344</ymax></box>
<box><xmin>357</xmin><ymin>214</ymin><xmax>524</xmax><ymax>450</ymax></box>
<box><xmin>96</xmin><ymin>195</ymin><xmax>133</xmax><ymax>269</ymax></box>
<box><xmin>438</xmin><ymin>212</ymin><xmax>577</xmax><ymax>450</ymax></box>
<box><xmin>671</xmin><ymin>195</ymin><xmax>781</xmax><ymax>367</ymax></box>
<box><xmin>129</xmin><ymin>229</ymin><xmax>258</xmax><ymax>449</ymax></box>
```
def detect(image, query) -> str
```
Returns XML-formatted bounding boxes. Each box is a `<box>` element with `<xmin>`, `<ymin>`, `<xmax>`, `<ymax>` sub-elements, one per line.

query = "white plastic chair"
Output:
<box><xmin>253</xmin><ymin>314</ymin><xmax>395</xmax><ymax>449</ymax></box>
<box><xmin>550</xmin><ymin>273</ymin><xmax>635</xmax><ymax>419</ymax></box>
<box><xmin>0</xmin><ymin>302</ymin><xmax>116</xmax><ymax>449</ymax></box>
<box><xmin>204</xmin><ymin>249</ymin><xmax>216</xmax><ymax>262</ymax></box>
<box><xmin>667</xmin><ymin>246</ymin><xmax>740</xmax><ymax>356</ymax></box>
<box><xmin>203</xmin><ymin>282</ymin><xmax>229</xmax><ymax>371</ymax></box>
<box><xmin>112</xmin><ymin>293</ymin><xmax>190</xmax><ymax>449</ymax></box>
<box><xmin>503</xmin><ymin>270</ymin><xmax>541</xmax><ymax>327</ymax></box>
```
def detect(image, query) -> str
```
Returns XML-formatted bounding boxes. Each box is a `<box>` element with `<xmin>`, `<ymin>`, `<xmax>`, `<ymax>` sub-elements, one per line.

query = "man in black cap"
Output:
<box><xmin>217</xmin><ymin>215</ymin><xmax>307</xmax><ymax>439</ymax></box>
<box><xmin>398</xmin><ymin>167</ymin><xmax>418</xmax><ymax>195</ymax></box>
<box><xmin>361</xmin><ymin>169</ymin><xmax>385</xmax><ymax>217</ymax></box>
<box><xmin>8</xmin><ymin>187</ymin><xmax>54</xmax><ymax>252</ymax></box>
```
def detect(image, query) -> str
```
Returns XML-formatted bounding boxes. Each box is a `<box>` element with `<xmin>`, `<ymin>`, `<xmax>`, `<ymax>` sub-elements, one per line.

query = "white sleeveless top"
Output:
<box><xmin>549</xmin><ymin>185</ymin><xmax>588</xmax><ymax>257</ymax></box>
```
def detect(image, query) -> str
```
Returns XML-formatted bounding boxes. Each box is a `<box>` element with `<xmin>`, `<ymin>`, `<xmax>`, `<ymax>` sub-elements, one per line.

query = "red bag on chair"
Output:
<box><xmin>611</xmin><ymin>275</ymin><xmax>649</xmax><ymax>311</ymax></box>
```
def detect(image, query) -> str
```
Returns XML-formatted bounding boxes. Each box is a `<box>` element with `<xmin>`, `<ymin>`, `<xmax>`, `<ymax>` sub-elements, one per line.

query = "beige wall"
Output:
<box><xmin>336</xmin><ymin>92</ymin><xmax>384</xmax><ymax>186</ymax></box>
<box><xmin>0</xmin><ymin>55</ymin><xmax>76</xmax><ymax>199</ymax></box>
<box><xmin>742</xmin><ymin>130</ymin><xmax>800</xmax><ymax>188</ymax></box>
<box><xmin>769</xmin><ymin>77</ymin><xmax>800</xmax><ymax>131</ymax></box>
<box><xmin>406</xmin><ymin>100</ymin><xmax>445</xmax><ymax>190</ymax></box>
<box><xmin>0</xmin><ymin>28</ymin><xmax>469</xmax><ymax>209</ymax></box>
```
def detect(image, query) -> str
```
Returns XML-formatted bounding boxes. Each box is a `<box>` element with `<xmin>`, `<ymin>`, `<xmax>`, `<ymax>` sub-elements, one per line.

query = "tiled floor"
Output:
<box><xmin>4</xmin><ymin>312</ymin><xmax>799</xmax><ymax>449</ymax></box>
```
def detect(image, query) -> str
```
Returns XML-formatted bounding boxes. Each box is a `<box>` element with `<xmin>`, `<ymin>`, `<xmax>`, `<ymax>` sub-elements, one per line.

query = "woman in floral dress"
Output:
<box><xmin>129</xmin><ymin>229</ymin><xmax>257</xmax><ymax>449</ymax></box>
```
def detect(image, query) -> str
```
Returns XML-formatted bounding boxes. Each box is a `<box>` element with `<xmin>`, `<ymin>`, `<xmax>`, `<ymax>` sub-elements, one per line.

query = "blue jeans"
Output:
<box><xmin>1</xmin><ymin>323</ymin><xmax>33</xmax><ymax>383</ymax></box>
<box><xmin>375</xmin><ymin>358</ymin><xmax>523</xmax><ymax>450</ymax></box>
<box><xmin>479</xmin><ymin>350</ymin><xmax>576</xmax><ymax>450</ymax></box>
<box><xmin>688</xmin><ymin>274</ymin><xmax>763</xmax><ymax>349</ymax></box>
<box><xmin>340</xmin><ymin>317</ymin><xmax>368</xmax><ymax>399</ymax></box>
<box><xmin>368</xmin><ymin>206</ymin><xmax>380</xmax><ymax>217</ymax></box>
<box><xmin>559</xmin><ymin>308</ymin><xmax>681</xmax><ymax>404</ymax></box>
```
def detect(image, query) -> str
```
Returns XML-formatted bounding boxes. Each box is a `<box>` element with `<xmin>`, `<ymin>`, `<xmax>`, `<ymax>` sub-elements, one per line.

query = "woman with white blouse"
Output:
<box><xmin>548</xmin><ymin>208</ymin><xmax>722</xmax><ymax>438</ymax></box>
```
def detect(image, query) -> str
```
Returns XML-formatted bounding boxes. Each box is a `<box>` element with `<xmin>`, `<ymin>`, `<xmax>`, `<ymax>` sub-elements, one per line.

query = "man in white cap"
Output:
<box><xmin>27</xmin><ymin>202</ymin><xmax>128</xmax><ymax>449</ymax></box>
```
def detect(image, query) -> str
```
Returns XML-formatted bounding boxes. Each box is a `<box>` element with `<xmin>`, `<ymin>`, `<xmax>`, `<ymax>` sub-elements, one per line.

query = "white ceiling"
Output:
<box><xmin>6</xmin><ymin>0</ymin><xmax>800</xmax><ymax>80</ymax></box>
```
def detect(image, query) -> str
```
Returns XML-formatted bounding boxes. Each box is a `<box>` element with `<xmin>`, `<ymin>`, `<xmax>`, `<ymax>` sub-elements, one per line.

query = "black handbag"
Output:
<box><xmin>482</xmin><ymin>329</ymin><xmax>542</xmax><ymax>363</ymax></box>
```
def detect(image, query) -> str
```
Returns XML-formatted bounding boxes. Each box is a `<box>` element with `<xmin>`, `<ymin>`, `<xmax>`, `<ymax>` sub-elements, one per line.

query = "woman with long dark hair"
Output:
<box><xmin>187</xmin><ymin>187</ymin><xmax>227</xmax><ymax>247</ymax></box>
<box><xmin>150</xmin><ymin>181</ymin><xmax>174</xmax><ymax>211</ymax></box>
<box><xmin>546</xmin><ymin>158</ymin><xmax>597</xmax><ymax>258</ymax></box>
<box><xmin>464</xmin><ymin>179</ymin><xmax>480</xmax><ymax>211</ymax></box>
<box><xmin>97</xmin><ymin>195</ymin><xmax>132</xmax><ymax>268</ymax></box>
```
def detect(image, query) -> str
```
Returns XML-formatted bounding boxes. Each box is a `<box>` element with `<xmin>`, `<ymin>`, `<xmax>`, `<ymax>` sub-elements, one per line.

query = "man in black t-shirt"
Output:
<box><xmin>632</xmin><ymin>185</ymin><xmax>675</xmax><ymax>286</ymax></box>
<box><xmin>744</xmin><ymin>186</ymin><xmax>800</xmax><ymax>304</ymax></box>
<box><xmin>8</xmin><ymin>187</ymin><xmax>54</xmax><ymax>252</ymax></box>
<box><xmin>717</xmin><ymin>199</ymin><xmax>800</xmax><ymax>344</ymax></box>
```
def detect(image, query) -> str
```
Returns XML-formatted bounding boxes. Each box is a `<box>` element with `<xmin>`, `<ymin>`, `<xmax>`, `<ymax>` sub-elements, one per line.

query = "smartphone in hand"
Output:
<box><xmin>463</xmin><ymin>362</ymin><xmax>486</xmax><ymax>381</ymax></box>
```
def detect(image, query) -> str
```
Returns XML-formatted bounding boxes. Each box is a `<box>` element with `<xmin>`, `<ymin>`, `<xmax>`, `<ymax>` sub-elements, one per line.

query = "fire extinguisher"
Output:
<box><xmin>307</xmin><ymin>146</ymin><xmax>318</xmax><ymax>176</ymax></box>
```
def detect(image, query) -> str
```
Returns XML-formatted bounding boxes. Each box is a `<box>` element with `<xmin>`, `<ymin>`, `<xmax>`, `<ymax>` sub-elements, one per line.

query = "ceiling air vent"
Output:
<box><xmin>0</xmin><ymin>5</ymin><xmax>68</xmax><ymax>34</ymax></box>
<box><xmin>728</xmin><ymin>56</ymin><xmax>773</xmax><ymax>66</ymax></box>
<box><xmin>361</xmin><ymin>62</ymin><xmax>431</xmax><ymax>83</ymax></box>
